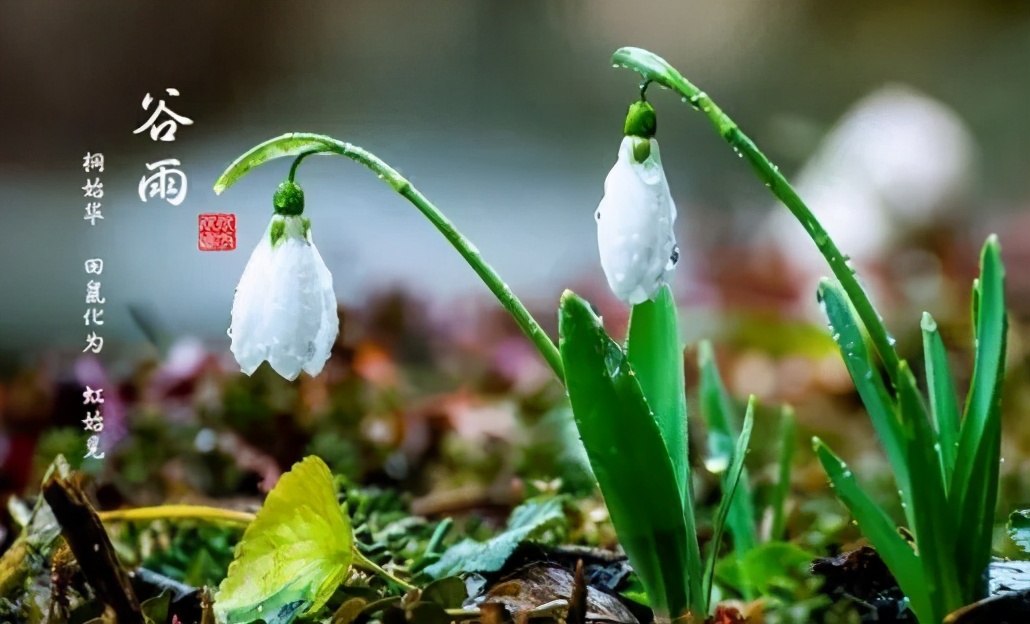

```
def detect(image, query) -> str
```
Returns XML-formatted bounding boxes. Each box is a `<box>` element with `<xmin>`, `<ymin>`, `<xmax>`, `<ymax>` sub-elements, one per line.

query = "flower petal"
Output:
<box><xmin>596</xmin><ymin>137</ymin><xmax>678</xmax><ymax>304</ymax></box>
<box><xmin>229</xmin><ymin>215</ymin><xmax>339</xmax><ymax>380</ymax></box>
<box><xmin>230</xmin><ymin>219</ymin><xmax>277</xmax><ymax>375</ymax></box>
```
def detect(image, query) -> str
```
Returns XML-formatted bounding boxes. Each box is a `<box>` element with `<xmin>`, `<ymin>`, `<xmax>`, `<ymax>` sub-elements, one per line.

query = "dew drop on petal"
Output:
<box><xmin>666</xmin><ymin>246</ymin><xmax>680</xmax><ymax>270</ymax></box>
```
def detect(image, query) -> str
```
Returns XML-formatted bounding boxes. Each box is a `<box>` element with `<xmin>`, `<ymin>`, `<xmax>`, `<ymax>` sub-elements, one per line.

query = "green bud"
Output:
<box><xmin>623</xmin><ymin>100</ymin><xmax>657</xmax><ymax>139</ymax></box>
<box><xmin>273</xmin><ymin>180</ymin><xmax>304</xmax><ymax>216</ymax></box>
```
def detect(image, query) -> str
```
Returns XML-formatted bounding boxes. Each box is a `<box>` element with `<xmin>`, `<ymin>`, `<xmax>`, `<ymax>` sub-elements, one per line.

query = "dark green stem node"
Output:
<box><xmin>273</xmin><ymin>180</ymin><xmax>305</xmax><ymax>216</ymax></box>
<box><xmin>624</xmin><ymin>100</ymin><xmax>657</xmax><ymax>139</ymax></box>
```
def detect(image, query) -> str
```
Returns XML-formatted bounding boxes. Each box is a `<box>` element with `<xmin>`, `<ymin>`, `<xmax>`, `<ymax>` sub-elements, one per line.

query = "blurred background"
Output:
<box><xmin>1</xmin><ymin>1</ymin><xmax>1029</xmax><ymax>506</ymax></box>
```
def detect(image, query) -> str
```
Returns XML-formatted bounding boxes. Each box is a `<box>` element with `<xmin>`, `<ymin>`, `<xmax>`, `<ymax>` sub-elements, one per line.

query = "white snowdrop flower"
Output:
<box><xmin>228</xmin><ymin>181</ymin><xmax>338</xmax><ymax>381</ymax></box>
<box><xmin>596</xmin><ymin>100</ymin><xmax>679</xmax><ymax>305</ymax></box>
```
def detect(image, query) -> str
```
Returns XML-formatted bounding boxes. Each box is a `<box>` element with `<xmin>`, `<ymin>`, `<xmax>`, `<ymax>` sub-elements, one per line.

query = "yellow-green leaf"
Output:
<box><xmin>215</xmin><ymin>456</ymin><xmax>354</xmax><ymax>624</ymax></box>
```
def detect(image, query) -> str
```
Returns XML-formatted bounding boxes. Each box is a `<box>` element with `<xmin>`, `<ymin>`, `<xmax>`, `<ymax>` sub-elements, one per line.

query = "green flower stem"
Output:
<box><xmin>352</xmin><ymin>550</ymin><xmax>417</xmax><ymax>592</ymax></box>
<box><xmin>97</xmin><ymin>504</ymin><xmax>256</xmax><ymax>525</ymax></box>
<box><xmin>611</xmin><ymin>47</ymin><xmax>902</xmax><ymax>387</ymax></box>
<box><xmin>214</xmin><ymin>134</ymin><xmax>565</xmax><ymax>384</ymax></box>
<box><xmin>99</xmin><ymin>504</ymin><xmax>416</xmax><ymax>591</ymax></box>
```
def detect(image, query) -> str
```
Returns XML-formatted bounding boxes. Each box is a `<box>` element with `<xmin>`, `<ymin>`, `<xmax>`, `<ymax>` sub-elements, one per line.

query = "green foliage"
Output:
<box><xmin>610</xmin><ymin>46</ymin><xmax>1009</xmax><ymax>622</ymax></box>
<box><xmin>423</xmin><ymin>497</ymin><xmax>566</xmax><ymax>578</ymax></box>
<box><xmin>625</xmin><ymin>284</ymin><xmax>705</xmax><ymax>610</ymax></box>
<box><xmin>215</xmin><ymin>456</ymin><xmax>355</xmax><ymax>624</ymax></box>
<box><xmin>559</xmin><ymin>290</ymin><xmax>695</xmax><ymax>618</ymax></box>
<box><xmin>139</xmin><ymin>524</ymin><xmax>239</xmax><ymax>588</ymax></box>
<box><xmin>812</xmin><ymin>237</ymin><xmax>1006</xmax><ymax>624</ymax></box>
<box><xmin>559</xmin><ymin>289</ymin><xmax>756</xmax><ymax>619</ymax></box>
<box><xmin>626</xmin><ymin>285</ymin><xmax>689</xmax><ymax>509</ymax></box>
<box><xmin>715</xmin><ymin>541</ymin><xmax>815</xmax><ymax>598</ymax></box>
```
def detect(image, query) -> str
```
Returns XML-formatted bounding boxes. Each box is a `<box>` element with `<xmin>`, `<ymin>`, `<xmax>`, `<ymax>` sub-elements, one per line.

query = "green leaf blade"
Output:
<box><xmin>921</xmin><ymin>312</ymin><xmax>960</xmax><ymax>487</ymax></box>
<box><xmin>423</xmin><ymin>498</ymin><xmax>565</xmax><ymax>579</ymax></box>
<box><xmin>896</xmin><ymin>362</ymin><xmax>961</xmax><ymax>616</ymax></box>
<box><xmin>626</xmin><ymin>284</ymin><xmax>688</xmax><ymax>505</ymax></box>
<box><xmin>817</xmin><ymin>280</ymin><xmax>913</xmax><ymax>525</ymax></box>
<box><xmin>559</xmin><ymin>290</ymin><xmax>696</xmax><ymax>619</ymax></box>
<box><xmin>214</xmin><ymin>456</ymin><xmax>354</xmax><ymax>624</ymax></box>
<box><xmin>951</xmin><ymin>236</ymin><xmax>1007</xmax><ymax>603</ymax></box>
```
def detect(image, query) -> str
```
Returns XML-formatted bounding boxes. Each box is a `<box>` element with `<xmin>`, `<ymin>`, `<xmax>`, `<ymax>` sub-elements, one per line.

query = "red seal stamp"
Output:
<box><xmin>198</xmin><ymin>213</ymin><xmax>236</xmax><ymax>251</ymax></box>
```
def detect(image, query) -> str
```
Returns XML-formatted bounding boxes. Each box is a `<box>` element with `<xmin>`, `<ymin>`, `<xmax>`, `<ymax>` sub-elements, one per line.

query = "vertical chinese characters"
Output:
<box><xmin>81</xmin><ymin>153</ymin><xmax>107</xmax><ymax>460</ymax></box>
<box><xmin>82</xmin><ymin>386</ymin><xmax>105</xmax><ymax>459</ymax></box>
<box><xmin>135</xmin><ymin>88</ymin><xmax>191</xmax><ymax>205</ymax></box>
<box><xmin>83</xmin><ymin>152</ymin><xmax>104</xmax><ymax>224</ymax></box>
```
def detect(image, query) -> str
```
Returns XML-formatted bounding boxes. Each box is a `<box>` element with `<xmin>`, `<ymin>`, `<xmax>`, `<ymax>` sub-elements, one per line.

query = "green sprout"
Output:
<box><xmin>610</xmin><ymin>46</ymin><xmax>1008</xmax><ymax>623</ymax></box>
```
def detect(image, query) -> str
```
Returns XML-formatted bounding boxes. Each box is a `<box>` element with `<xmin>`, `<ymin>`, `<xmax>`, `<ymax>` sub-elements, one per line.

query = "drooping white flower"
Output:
<box><xmin>229</xmin><ymin>182</ymin><xmax>338</xmax><ymax>381</ymax></box>
<box><xmin>595</xmin><ymin>133</ymin><xmax>679</xmax><ymax>305</ymax></box>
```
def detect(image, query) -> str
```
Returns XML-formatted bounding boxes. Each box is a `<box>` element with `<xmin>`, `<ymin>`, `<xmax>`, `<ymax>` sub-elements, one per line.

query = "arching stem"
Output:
<box><xmin>611</xmin><ymin>47</ymin><xmax>901</xmax><ymax>388</ymax></box>
<box><xmin>215</xmin><ymin>134</ymin><xmax>565</xmax><ymax>384</ymax></box>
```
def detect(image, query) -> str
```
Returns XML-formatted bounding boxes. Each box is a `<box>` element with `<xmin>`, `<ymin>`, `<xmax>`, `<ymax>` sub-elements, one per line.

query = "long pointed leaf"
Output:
<box><xmin>921</xmin><ymin>312</ymin><xmax>960</xmax><ymax>488</ymax></box>
<box><xmin>817</xmin><ymin>280</ymin><xmax>914</xmax><ymax>527</ymax></box>
<box><xmin>559</xmin><ymin>291</ymin><xmax>696</xmax><ymax>618</ymax></box>
<box><xmin>626</xmin><ymin>285</ymin><xmax>689</xmax><ymax>509</ymax></box>
<box><xmin>952</xmin><ymin>236</ymin><xmax>1007</xmax><ymax>602</ymax></box>
<box><xmin>896</xmin><ymin>362</ymin><xmax>960</xmax><ymax>618</ymax></box>
<box><xmin>624</xmin><ymin>285</ymin><xmax>704</xmax><ymax>613</ymax></box>
<box><xmin>813</xmin><ymin>439</ymin><xmax>932</xmax><ymax>624</ymax></box>
<box><xmin>704</xmin><ymin>397</ymin><xmax>755</xmax><ymax>610</ymax></box>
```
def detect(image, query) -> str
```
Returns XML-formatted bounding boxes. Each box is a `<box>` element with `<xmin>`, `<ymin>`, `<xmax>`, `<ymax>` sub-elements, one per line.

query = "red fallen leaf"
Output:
<box><xmin>711</xmin><ymin>605</ymin><xmax>746</xmax><ymax>624</ymax></box>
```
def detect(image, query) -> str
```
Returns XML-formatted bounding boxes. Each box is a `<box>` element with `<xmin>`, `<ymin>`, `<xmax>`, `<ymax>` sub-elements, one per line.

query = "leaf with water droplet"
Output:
<box><xmin>558</xmin><ymin>290</ymin><xmax>697</xmax><ymax>618</ymax></box>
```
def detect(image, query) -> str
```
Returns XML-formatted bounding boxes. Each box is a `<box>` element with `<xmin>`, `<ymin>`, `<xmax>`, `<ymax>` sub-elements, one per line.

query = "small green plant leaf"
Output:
<box><xmin>558</xmin><ymin>290</ymin><xmax>696</xmax><ymax>619</ymax></box>
<box><xmin>704</xmin><ymin>396</ymin><xmax>755</xmax><ymax>609</ymax></box>
<box><xmin>420</xmin><ymin>576</ymin><xmax>468</xmax><ymax>609</ymax></box>
<box><xmin>214</xmin><ymin>456</ymin><xmax>354</xmax><ymax>624</ymax></box>
<box><xmin>697</xmin><ymin>341</ymin><xmax>758</xmax><ymax>563</ymax></box>
<box><xmin>813</xmin><ymin>438</ymin><xmax>931</xmax><ymax>624</ymax></box>
<box><xmin>770</xmin><ymin>407</ymin><xmax>796</xmax><ymax>541</ymax></box>
<box><xmin>921</xmin><ymin>312</ymin><xmax>960</xmax><ymax>488</ymax></box>
<box><xmin>423</xmin><ymin>497</ymin><xmax>565</xmax><ymax>579</ymax></box>
<box><xmin>1007</xmin><ymin>510</ymin><xmax>1030</xmax><ymax>554</ymax></box>
<box><xmin>715</xmin><ymin>541</ymin><xmax>814</xmax><ymax>598</ymax></box>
